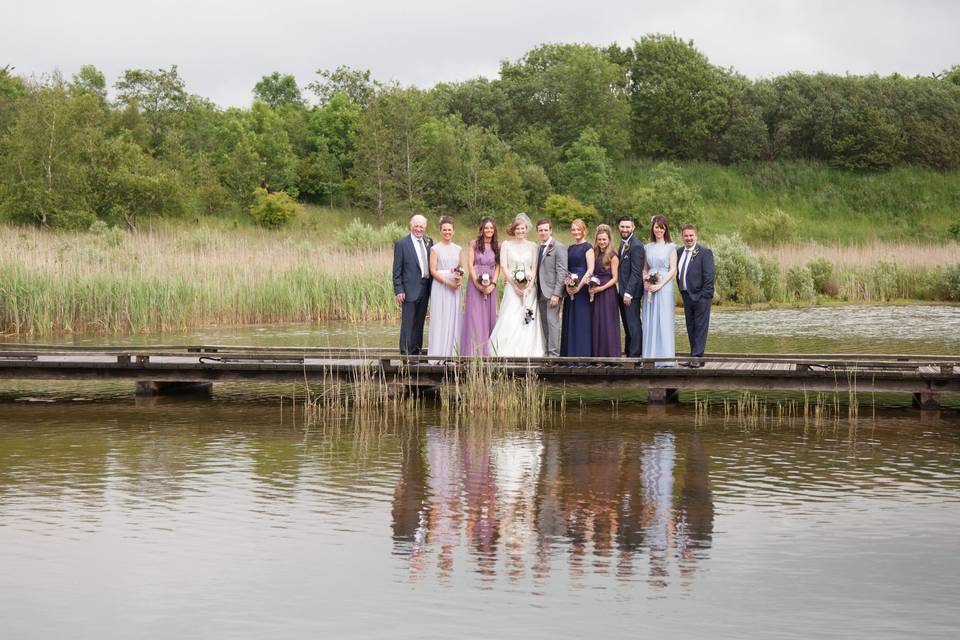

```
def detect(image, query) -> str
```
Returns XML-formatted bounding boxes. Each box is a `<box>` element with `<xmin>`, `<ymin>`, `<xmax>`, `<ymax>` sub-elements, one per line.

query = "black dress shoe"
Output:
<box><xmin>689</xmin><ymin>360</ymin><xmax>704</xmax><ymax>368</ymax></box>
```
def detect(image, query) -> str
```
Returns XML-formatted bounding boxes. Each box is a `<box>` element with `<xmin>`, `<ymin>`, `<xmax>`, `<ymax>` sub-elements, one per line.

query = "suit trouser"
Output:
<box><xmin>681</xmin><ymin>291</ymin><xmax>712</xmax><ymax>358</ymax></box>
<box><xmin>399</xmin><ymin>281</ymin><xmax>430</xmax><ymax>355</ymax></box>
<box><xmin>538</xmin><ymin>295</ymin><xmax>562</xmax><ymax>356</ymax></box>
<box><xmin>618</xmin><ymin>295</ymin><xmax>642</xmax><ymax>357</ymax></box>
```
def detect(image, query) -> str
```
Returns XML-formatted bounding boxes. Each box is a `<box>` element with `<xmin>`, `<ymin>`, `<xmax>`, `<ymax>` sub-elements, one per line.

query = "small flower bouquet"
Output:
<box><xmin>478</xmin><ymin>272</ymin><xmax>492</xmax><ymax>300</ymax></box>
<box><xmin>564</xmin><ymin>273</ymin><xmax>579</xmax><ymax>298</ymax></box>
<box><xmin>523</xmin><ymin>307</ymin><xmax>535</xmax><ymax>325</ymax></box>
<box><xmin>587</xmin><ymin>275</ymin><xmax>601</xmax><ymax>302</ymax></box>
<box><xmin>512</xmin><ymin>266</ymin><xmax>528</xmax><ymax>289</ymax></box>
<box><xmin>645</xmin><ymin>273</ymin><xmax>659</xmax><ymax>304</ymax></box>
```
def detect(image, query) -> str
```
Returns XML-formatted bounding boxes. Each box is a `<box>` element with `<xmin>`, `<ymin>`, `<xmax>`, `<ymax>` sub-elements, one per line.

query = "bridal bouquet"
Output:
<box><xmin>645</xmin><ymin>273</ymin><xmax>659</xmax><ymax>304</ymax></box>
<box><xmin>587</xmin><ymin>275</ymin><xmax>601</xmax><ymax>302</ymax></box>
<box><xmin>512</xmin><ymin>265</ymin><xmax>528</xmax><ymax>289</ymax></box>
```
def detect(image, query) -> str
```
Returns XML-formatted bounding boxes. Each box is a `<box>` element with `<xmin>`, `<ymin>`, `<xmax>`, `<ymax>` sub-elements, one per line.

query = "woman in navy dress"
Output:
<box><xmin>560</xmin><ymin>218</ymin><xmax>595</xmax><ymax>358</ymax></box>
<box><xmin>589</xmin><ymin>224</ymin><xmax>621</xmax><ymax>358</ymax></box>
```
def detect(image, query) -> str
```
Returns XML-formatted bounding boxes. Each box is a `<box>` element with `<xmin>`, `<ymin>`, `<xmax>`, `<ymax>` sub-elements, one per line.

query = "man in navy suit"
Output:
<box><xmin>616</xmin><ymin>215</ymin><xmax>645</xmax><ymax>357</ymax></box>
<box><xmin>393</xmin><ymin>214</ymin><xmax>433</xmax><ymax>355</ymax></box>
<box><xmin>676</xmin><ymin>224</ymin><xmax>715</xmax><ymax>367</ymax></box>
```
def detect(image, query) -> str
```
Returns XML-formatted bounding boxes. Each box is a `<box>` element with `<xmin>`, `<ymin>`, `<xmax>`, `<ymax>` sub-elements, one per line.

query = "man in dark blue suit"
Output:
<box><xmin>392</xmin><ymin>214</ymin><xmax>433</xmax><ymax>355</ymax></box>
<box><xmin>676</xmin><ymin>224</ymin><xmax>715</xmax><ymax>367</ymax></box>
<box><xmin>617</xmin><ymin>215</ymin><xmax>645</xmax><ymax>357</ymax></box>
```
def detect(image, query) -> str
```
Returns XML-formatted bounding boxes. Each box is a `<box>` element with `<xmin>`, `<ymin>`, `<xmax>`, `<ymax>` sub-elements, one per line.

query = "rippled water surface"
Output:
<box><xmin>2</xmin><ymin>305</ymin><xmax>959</xmax><ymax>638</ymax></box>
<box><xmin>2</xmin><ymin>403</ymin><xmax>959</xmax><ymax>639</ymax></box>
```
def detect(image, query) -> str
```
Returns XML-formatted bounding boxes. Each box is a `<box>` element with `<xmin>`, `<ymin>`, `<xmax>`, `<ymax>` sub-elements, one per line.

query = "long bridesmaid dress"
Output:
<box><xmin>427</xmin><ymin>242</ymin><xmax>463</xmax><ymax>361</ymax></box>
<box><xmin>560</xmin><ymin>242</ymin><xmax>593</xmax><ymax>358</ymax></box>
<box><xmin>591</xmin><ymin>255</ymin><xmax>621</xmax><ymax>358</ymax></box>
<box><xmin>641</xmin><ymin>241</ymin><xmax>676</xmax><ymax>366</ymax></box>
<box><xmin>461</xmin><ymin>240</ymin><xmax>498</xmax><ymax>356</ymax></box>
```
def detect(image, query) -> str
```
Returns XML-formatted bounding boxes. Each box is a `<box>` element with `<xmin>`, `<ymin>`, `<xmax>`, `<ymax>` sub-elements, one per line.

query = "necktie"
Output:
<box><xmin>539</xmin><ymin>243</ymin><xmax>547</xmax><ymax>264</ymax></box>
<box><xmin>417</xmin><ymin>238</ymin><xmax>427</xmax><ymax>277</ymax></box>
<box><xmin>679</xmin><ymin>249</ymin><xmax>691</xmax><ymax>291</ymax></box>
<box><xmin>619</xmin><ymin>242</ymin><xmax>626</xmax><ymax>258</ymax></box>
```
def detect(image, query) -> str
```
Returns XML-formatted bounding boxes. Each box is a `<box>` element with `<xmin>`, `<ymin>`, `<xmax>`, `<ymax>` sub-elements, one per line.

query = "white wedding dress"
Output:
<box><xmin>489</xmin><ymin>240</ymin><xmax>545</xmax><ymax>357</ymax></box>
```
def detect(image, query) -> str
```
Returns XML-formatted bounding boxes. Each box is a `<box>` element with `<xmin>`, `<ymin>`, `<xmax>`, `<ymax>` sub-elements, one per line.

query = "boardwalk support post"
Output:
<box><xmin>135</xmin><ymin>381</ymin><xmax>213</xmax><ymax>397</ymax></box>
<box><xmin>912</xmin><ymin>392</ymin><xmax>940</xmax><ymax>411</ymax></box>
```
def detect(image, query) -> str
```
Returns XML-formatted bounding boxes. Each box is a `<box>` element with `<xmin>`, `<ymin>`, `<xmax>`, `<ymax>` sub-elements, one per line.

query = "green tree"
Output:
<box><xmin>253</xmin><ymin>72</ymin><xmax>303</xmax><ymax>109</ymax></box>
<box><xmin>553</xmin><ymin>128</ymin><xmax>613</xmax><ymax>210</ymax></box>
<box><xmin>71</xmin><ymin>65</ymin><xmax>108</xmax><ymax>107</ymax></box>
<box><xmin>628</xmin><ymin>35</ymin><xmax>729</xmax><ymax>159</ymax></box>
<box><xmin>308</xmin><ymin>66</ymin><xmax>378</xmax><ymax>107</ymax></box>
<box><xmin>114</xmin><ymin>65</ymin><xmax>188</xmax><ymax>151</ymax></box>
<box><xmin>500</xmin><ymin>43</ymin><xmax>630</xmax><ymax>158</ymax></box>
<box><xmin>250</xmin><ymin>101</ymin><xmax>298</xmax><ymax>195</ymax></box>
<box><xmin>0</xmin><ymin>76</ymin><xmax>103</xmax><ymax>226</ymax></box>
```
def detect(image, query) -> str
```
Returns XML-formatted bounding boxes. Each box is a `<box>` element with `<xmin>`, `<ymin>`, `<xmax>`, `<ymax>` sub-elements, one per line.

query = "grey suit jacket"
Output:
<box><xmin>537</xmin><ymin>239</ymin><xmax>568</xmax><ymax>299</ymax></box>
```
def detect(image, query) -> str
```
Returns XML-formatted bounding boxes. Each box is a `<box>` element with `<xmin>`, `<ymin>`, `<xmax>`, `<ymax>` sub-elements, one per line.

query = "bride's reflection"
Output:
<box><xmin>391</xmin><ymin>424</ymin><xmax>713</xmax><ymax>586</ymax></box>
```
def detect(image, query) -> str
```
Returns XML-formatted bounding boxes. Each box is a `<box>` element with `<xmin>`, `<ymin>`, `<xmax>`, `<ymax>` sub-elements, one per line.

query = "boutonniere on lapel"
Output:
<box><xmin>691</xmin><ymin>249</ymin><xmax>699</xmax><ymax>258</ymax></box>
<box><xmin>545</xmin><ymin>242</ymin><xmax>554</xmax><ymax>256</ymax></box>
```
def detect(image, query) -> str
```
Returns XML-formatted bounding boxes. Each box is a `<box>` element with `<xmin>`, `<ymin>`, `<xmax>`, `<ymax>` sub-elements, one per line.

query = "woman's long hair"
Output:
<box><xmin>594</xmin><ymin>224</ymin><xmax>616</xmax><ymax>268</ymax></box>
<box><xmin>475</xmin><ymin>216</ymin><xmax>500</xmax><ymax>262</ymax></box>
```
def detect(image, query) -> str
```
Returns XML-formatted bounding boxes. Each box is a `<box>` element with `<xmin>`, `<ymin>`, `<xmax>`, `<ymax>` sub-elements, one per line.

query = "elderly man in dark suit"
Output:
<box><xmin>676</xmin><ymin>224</ymin><xmax>715</xmax><ymax>367</ymax></box>
<box><xmin>393</xmin><ymin>214</ymin><xmax>433</xmax><ymax>355</ymax></box>
<box><xmin>617</xmin><ymin>215</ymin><xmax>645</xmax><ymax>357</ymax></box>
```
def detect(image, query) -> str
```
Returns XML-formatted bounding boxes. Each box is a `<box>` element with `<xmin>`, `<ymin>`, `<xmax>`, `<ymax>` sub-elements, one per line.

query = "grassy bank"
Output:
<box><xmin>614</xmin><ymin>160</ymin><xmax>960</xmax><ymax>243</ymax></box>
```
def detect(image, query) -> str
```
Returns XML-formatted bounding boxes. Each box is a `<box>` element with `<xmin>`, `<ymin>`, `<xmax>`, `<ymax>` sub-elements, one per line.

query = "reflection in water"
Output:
<box><xmin>2</xmin><ymin>402</ymin><xmax>960</xmax><ymax>640</ymax></box>
<box><xmin>391</xmin><ymin>425</ymin><xmax>714</xmax><ymax>587</ymax></box>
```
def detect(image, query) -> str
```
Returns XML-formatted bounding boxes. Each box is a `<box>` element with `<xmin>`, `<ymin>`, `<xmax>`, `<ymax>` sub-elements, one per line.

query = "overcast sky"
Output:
<box><xmin>3</xmin><ymin>0</ymin><xmax>958</xmax><ymax>107</ymax></box>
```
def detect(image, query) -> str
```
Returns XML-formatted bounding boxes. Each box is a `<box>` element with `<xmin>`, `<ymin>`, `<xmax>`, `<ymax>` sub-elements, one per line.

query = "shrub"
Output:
<box><xmin>870</xmin><ymin>260</ymin><xmax>899</xmax><ymax>301</ymax></box>
<box><xmin>49</xmin><ymin>210</ymin><xmax>98</xmax><ymax>231</ymax></box>
<box><xmin>942</xmin><ymin>264</ymin><xmax>960</xmax><ymax>301</ymax></box>
<box><xmin>744</xmin><ymin>208</ymin><xmax>798</xmax><ymax>245</ymax></box>
<box><xmin>543</xmin><ymin>194</ymin><xmax>600</xmax><ymax>228</ymax></box>
<box><xmin>629</xmin><ymin>162</ymin><xmax>703</xmax><ymax>231</ymax></box>
<box><xmin>949</xmin><ymin>219</ymin><xmax>960</xmax><ymax>240</ymax></box>
<box><xmin>785</xmin><ymin>266</ymin><xmax>816</xmax><ymax>302</ymax></box>
<box><xmin>333</xmin><ymin>218</ymin><xmax>408</xmax><ymax>251</ymax></box>
<box><xmin>807</xmin><ymin>257</ymin><xmax>834</xmax><ymax>294</ymax></box>
<box><xmin>758</xmin><ymin>255</ymin><xmax>782</xmax><ymax>301</ymax></box>
<box><xmin>249</xmin><ymin>187</ymin><xmax>301</xmax><ymax>229</ymax></box>
<box><xmin>88</xmin><ymin>219</ymin><xmax>127</xmax><ymax>249</ymax></box>
<box><xmin>710</xmin><ymin>233</ymin><xmax>766</xmax><ymax>303</ymax></box>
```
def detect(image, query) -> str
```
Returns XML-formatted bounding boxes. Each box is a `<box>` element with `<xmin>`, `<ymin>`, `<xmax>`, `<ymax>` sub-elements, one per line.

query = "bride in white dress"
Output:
<box><xmin>489</xmin><ymin>213</ymin><xmax>545</xmax><ymax>357</ymax></box>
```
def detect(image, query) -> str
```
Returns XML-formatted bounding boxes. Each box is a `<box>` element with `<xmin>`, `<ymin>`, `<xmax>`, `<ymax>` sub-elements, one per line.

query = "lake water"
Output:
<box><xmin>1</xmin><ymin>305</ymin><xmax>959</xmax><ymax>638</ymax></box>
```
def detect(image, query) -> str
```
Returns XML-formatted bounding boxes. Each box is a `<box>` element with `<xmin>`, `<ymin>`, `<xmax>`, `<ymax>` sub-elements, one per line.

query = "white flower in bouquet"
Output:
<box><xmin>512</xmin><ymin>266</ymin><xmax>528</xmax><ymax>287</ymax></box>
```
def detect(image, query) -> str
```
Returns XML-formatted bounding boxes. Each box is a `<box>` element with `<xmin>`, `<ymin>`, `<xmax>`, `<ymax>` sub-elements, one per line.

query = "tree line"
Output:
<box><xmin>1</xmin><ymin>34</ymin><xmax>959</xmax><ymax>230</ymax></box>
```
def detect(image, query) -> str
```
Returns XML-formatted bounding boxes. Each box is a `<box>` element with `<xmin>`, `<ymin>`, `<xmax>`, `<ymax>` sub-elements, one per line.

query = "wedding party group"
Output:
<box><xmin>392</xmin><ymin>210</ymin><xmax>715</xmax><ymax>366</ymax></box>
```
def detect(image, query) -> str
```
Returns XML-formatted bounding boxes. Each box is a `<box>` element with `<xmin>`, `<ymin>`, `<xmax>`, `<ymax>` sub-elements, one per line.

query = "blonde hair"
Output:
<box><xmin>594</xmin><ymin>224</ymin><xmax>616</xmax><ymax>268</ymax></box>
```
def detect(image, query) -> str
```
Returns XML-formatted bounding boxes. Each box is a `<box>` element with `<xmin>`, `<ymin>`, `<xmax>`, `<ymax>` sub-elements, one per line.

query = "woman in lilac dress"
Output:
<box><xmin>560</xmin><ymin>218</ymin><xmax>595</xmax><ymax>358</ymax></box>
<box><xmin>589</xmin><ymin>224</ymin><xmax>621</xmax><ymax>358</ymax></box>
<box><xmin>461</xmin><ymin>217</ymin><xmax>500</xmax><ymax>356</ymax></box>
<box><xmin>427</xmin><ymin>216</ymin><xmax>463</xmax><ymax>361</ymax></box>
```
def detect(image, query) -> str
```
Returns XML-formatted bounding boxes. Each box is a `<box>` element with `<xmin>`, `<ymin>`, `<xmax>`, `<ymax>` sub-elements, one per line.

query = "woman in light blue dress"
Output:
<box><xmin>642</xmin><ymin>215</ymin><xmax>678</xmax><ymax>367</ymax></box>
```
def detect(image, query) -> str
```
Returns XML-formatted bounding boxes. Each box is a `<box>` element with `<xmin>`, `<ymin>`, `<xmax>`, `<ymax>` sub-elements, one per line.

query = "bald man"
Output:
<box><xmin>393</xmin><ymin>214</ymin><xmax>434</xmax><ymax>355</ymax></box>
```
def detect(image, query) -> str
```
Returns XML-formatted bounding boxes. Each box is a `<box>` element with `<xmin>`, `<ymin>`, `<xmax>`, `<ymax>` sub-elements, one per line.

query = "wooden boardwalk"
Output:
<box><xmin>1</xmin><ymin>343</ymin><xmax>958</xmax><ymax>408</ymax></box>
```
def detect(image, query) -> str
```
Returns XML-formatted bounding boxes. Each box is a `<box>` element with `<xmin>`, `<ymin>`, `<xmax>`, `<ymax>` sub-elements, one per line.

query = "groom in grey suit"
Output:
<box><xmin>536</xmin><ymin>219</ymin><xmax>567</xmax><ymax>356</ymax></box>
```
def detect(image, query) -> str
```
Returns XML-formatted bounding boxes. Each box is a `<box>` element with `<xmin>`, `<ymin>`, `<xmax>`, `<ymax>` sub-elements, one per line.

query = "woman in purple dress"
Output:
<box><xmin>461</xmin><ymin>217</ymin><xmax>500</xmax><ymax>356</ymax></box>
<box><xmin>560</xmin><ymin>218</ymin><xmax>594</xmax><ymax>359</ymax></box>
<box><xmin>427</xmin><ymin>216</ymin><xmax>463</xmax><ymax>362</ymax></box>
<box><xmin>589</xmin><ymin>224</ymin><xmax>621</xmax><ymax>358</ymax></box>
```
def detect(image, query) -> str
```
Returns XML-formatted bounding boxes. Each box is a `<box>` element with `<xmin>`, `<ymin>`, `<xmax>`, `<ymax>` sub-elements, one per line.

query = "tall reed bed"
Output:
<box><xmin>0</xmin><ymin>226</ymin><xmax>398</xmax><ymax>335</ymax></box>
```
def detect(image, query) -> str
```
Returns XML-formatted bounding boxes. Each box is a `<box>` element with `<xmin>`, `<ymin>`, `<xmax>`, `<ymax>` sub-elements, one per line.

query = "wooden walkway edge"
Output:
<box><xmin>1</xmin><ymin>344</ymin><xmax>957</xmax><ymax>408</ymax></box>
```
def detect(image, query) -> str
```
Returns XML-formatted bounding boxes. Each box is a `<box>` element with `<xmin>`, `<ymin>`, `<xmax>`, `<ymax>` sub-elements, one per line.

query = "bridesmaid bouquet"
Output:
<box><xmin>587</xmin><ymin>276</ymin><xmax>601</xmax><ymax>302</ymax></box>
<box><xmin>564</xmin><ymin>273</ymin><xmax>579</xmax><ymax>298</ymax></box>
<box><xmin>478</xmin><ymin>272</ymin><xmax>492</xmax><ymax>300</ymax></box>
<box><xmin>645</xmin><ymin>273</ymin><xmax>659</xmax><ymax>304</ymax></box>
<box><xmin>451</xmin><ymin>266</ymin><xmax>464</xmax><ymax>280</ymax></box>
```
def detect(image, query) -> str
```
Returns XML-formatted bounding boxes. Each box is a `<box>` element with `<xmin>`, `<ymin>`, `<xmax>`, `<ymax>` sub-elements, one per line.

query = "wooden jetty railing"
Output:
<box><xmin>0</xmin><ymin>344</ymin><xmax>957</xmax><ymax>409</ymax></box>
